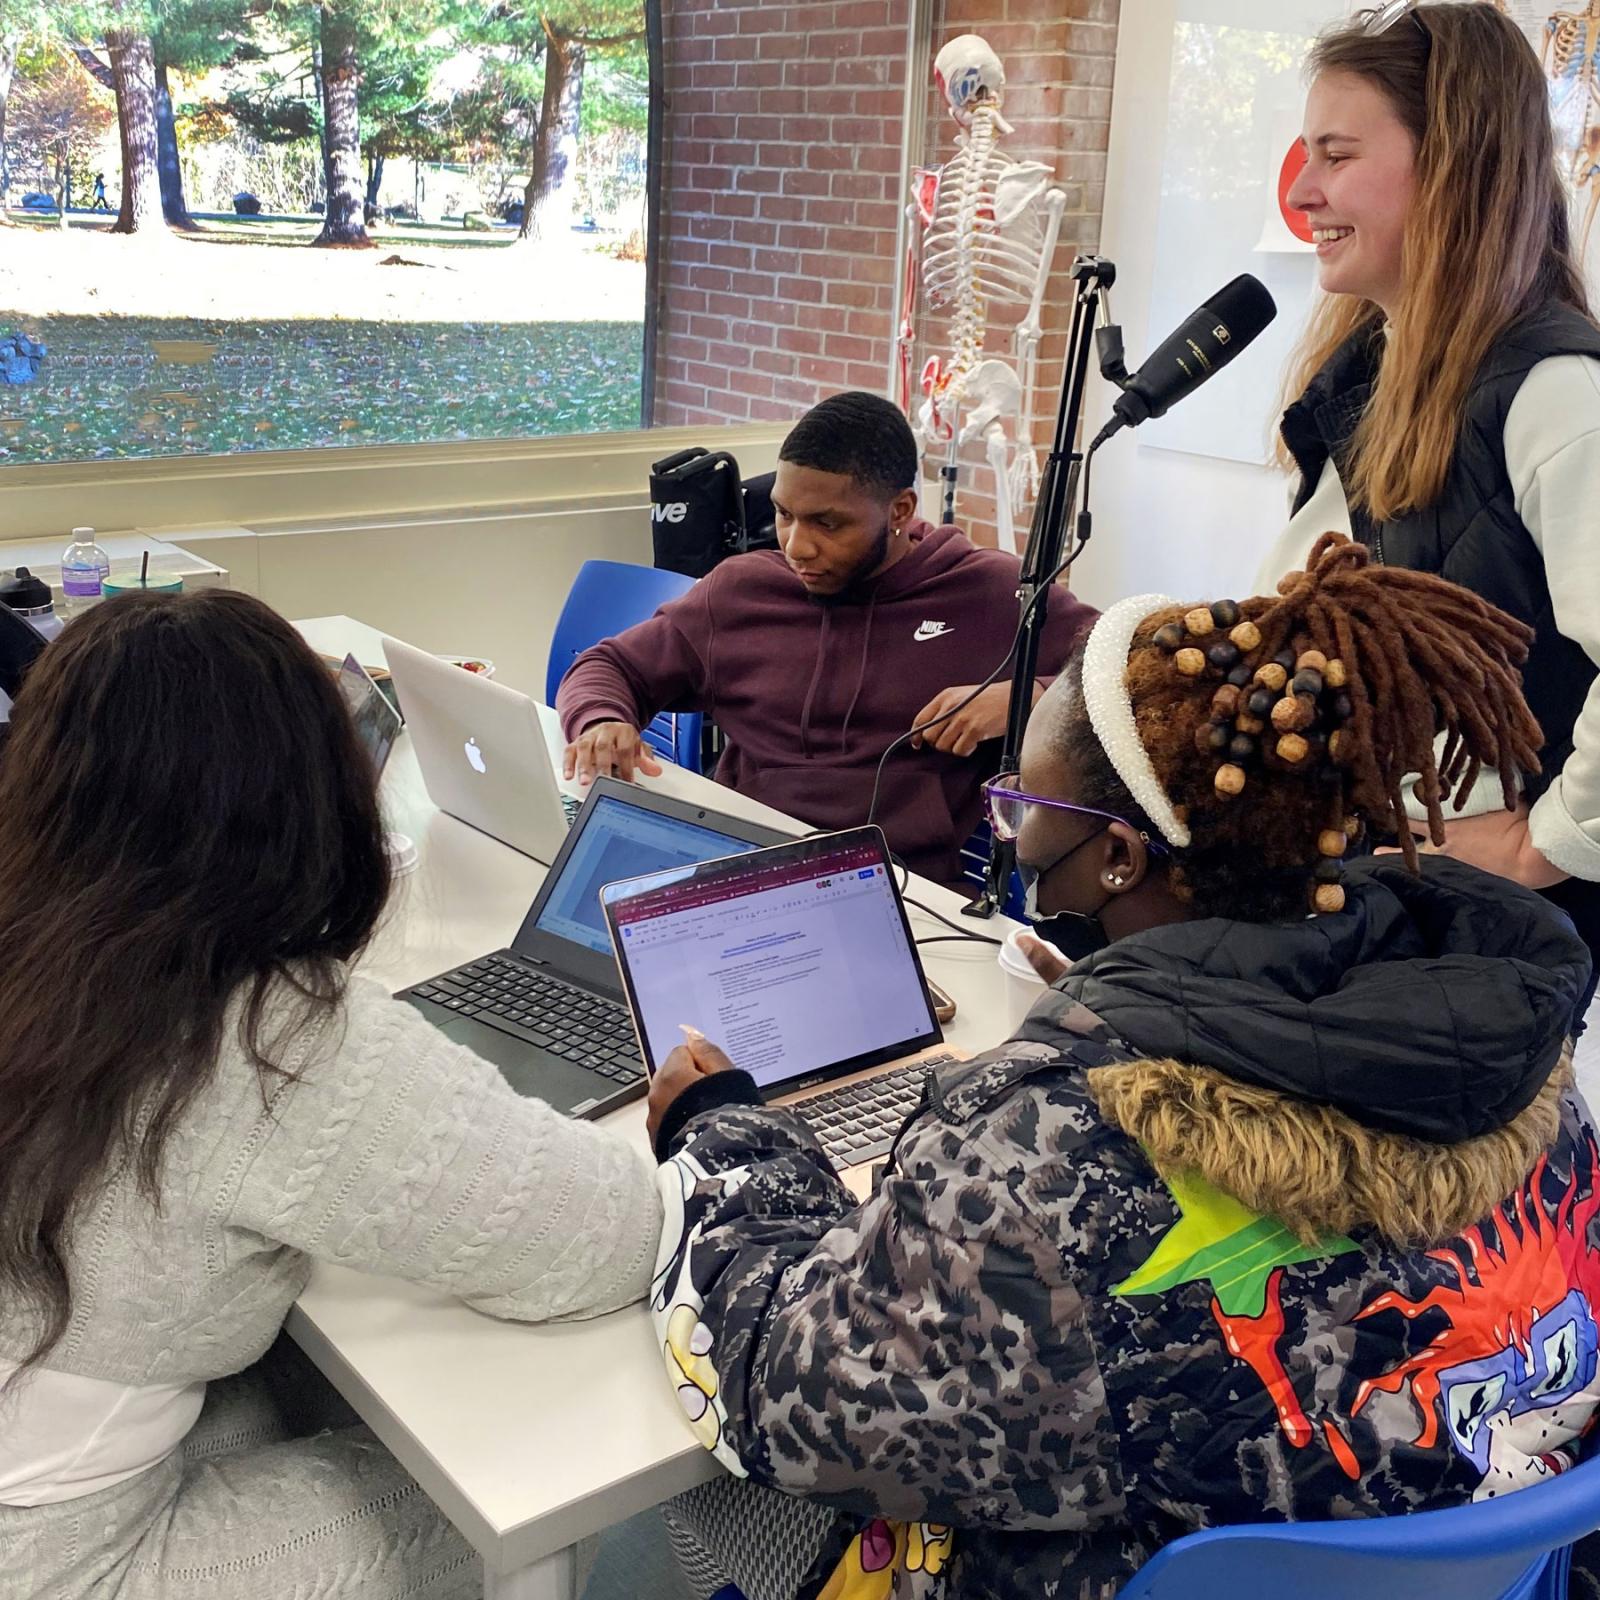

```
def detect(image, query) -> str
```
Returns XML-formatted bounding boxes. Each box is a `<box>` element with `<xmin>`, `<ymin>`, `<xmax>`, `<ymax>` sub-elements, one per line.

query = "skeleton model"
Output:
<box><xmin>897</xmin><ymin>35</ymin><xmax>1066</xmax><ymax>553</ymax></box>
<box><xmin>1544</xmin><ymin>1</ymin><xmax>1600</xmax><ymax>137</ymax></box>
<box><xmin>1577</xmin><ymin>126</ymin><xmax>1600</xmax><ymax>260</ymax></box>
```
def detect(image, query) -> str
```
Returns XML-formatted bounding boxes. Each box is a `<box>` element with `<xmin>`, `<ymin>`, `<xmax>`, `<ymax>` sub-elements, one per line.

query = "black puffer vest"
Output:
<box><xmin>1280</xmin><ymin>301</ymin><xmax>1600</xmax><ymax>803</ymax></box>
<box><xmin>1280</xmin><ymin>300</ymin><xmax>1600</xmax><ymax>985</ymax></box>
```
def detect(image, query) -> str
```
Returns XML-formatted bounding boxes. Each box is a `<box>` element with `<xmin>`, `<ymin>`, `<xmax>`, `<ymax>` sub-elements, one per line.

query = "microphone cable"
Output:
<box><xmin>864</xmin><ymin>438</ymin><xmax>1105</xmax><ymax>840</ymax></box>
<box><xmin>888</xmin><ymin>851</ymin><xmax>1005</xmax><ymax>948</ymax></box>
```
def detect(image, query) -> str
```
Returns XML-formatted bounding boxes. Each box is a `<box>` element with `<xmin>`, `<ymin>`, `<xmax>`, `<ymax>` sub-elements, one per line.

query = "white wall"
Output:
<box><xmin>178</xmin><ymin>503</ymin><xmax>659</xmax><ymax>699</ymax></box>
<box><xmin>1068</xmin><ymin>0</ymin><xmax>1317</xmax><ymax>613</ymax></box>
<box><xmin>1</xmin><ymin>424</ymin><xmax>786</xmax><ymax>699</ymax></box>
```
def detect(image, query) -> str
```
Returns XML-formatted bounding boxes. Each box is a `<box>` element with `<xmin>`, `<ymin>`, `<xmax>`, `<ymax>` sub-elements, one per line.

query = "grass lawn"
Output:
<box><xmin>0</xmin><ymin>220</ymin><xmax>647</xmax><ymax>462</ymax></box>
<box><xmin>0</xmin><ymin>316</ymin><xmax>644</xmax><ymax>462</ymax></box>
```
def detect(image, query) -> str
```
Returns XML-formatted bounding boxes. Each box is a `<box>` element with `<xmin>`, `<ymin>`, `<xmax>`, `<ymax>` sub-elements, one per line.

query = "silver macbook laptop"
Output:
<box><xmin>383</xmin><ymin>636</ymin><xmax>571</xmax><ymax>864</ymax></box>
<box><xmin>602</xmin><ymin>826</ymin><xmax>951</xmax><ymax>1173</ymax></box>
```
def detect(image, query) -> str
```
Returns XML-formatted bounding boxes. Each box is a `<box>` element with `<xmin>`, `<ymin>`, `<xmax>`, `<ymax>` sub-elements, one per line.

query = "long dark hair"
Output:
<box><xmin>0</xmin><ymin>590</ymin><xmax>391</xmax><ymax>1369</ymax></box>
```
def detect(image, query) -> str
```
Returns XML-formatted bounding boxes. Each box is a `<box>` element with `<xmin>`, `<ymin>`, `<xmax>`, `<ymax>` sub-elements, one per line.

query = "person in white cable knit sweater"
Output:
<box><xmin>0</xmin><ymin>589</ymin><xmax>663</xmax><ymax>1599</ymax></box>
<box><xmin>1258</xmin><ymin>5</ymin><xmax>1600</xmax><ymax>1088</ymax></box>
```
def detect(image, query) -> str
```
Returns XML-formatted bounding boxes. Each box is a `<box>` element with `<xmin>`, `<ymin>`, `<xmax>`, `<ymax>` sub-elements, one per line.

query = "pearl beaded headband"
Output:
<box><xmin>1080</xmin><ymin>594</ymin><xmax>1193</xmax><ymax>850</ymax></box>
<box><xmin>1080</xmin><ymin>591</ymin><xmax>1361</xmax><ymax>913</ymax></box>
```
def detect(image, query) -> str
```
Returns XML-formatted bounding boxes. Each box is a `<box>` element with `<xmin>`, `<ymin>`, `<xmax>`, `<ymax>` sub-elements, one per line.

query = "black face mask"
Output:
<box><xmin>1018</xmin><ymin>824</ymin><xmax>1116</xmax><ymax>961</ymax></box>
<box><xmin>1029</xmin><ymin>906</ymin><xmax>1115</xmax><ymax>963</ymax></box>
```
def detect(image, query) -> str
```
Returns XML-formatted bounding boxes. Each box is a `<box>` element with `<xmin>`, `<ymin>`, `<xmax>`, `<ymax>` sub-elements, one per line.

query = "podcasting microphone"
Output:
<box><xmin>1092</xmin><ymin>274</ymin><xmax>1277</xmax><ymax>447</ymax></box>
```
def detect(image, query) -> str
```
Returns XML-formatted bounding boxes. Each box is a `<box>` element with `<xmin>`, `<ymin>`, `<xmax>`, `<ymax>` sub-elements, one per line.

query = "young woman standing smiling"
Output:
<box><xmin>1258</xmin><ymin>2</ymin><xmax>1600</xmax><ymax>1070</ymax></box>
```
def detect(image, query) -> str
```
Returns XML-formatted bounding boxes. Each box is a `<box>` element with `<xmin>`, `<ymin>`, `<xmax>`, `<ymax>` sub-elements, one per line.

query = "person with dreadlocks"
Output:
<box><xmin>1260</xmin><ymin>4</ymin><xmax>1600</xmax><ymax>1070</ymax></box>
<box><xmin>641</xmin><ymin>535</ymin><xmax>1594</xmax><ymax>1600</ymax></box>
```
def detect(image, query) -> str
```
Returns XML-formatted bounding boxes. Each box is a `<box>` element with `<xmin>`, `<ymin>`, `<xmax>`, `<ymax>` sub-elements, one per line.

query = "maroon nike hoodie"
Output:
<box><xmin>556</xmin><ymin>521</ymin><xmax>1096</xmax><ymax>888</ymax></box>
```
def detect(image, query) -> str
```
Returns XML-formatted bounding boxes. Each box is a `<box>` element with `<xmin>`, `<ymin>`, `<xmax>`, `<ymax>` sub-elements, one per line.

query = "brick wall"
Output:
<box><xmin>650</xmin><ymin>1</ymin><xmax>910</xmax><ymax>428</ymax></box>
<box><xmin>652</xmin><ymin>0</ymin><xmax>1122</xmax><ymax>545</ymax></box>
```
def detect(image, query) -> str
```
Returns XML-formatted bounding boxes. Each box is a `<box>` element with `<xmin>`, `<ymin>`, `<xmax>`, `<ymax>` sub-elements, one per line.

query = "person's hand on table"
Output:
<box><xmin>910</xmin><ymin>683</ymin><xmax>1011</xmax><ymax>758</ymax></box>
<box><xmin>563</xmin><ymin>720</ymin><xmax>663</xmax><ymax>785</ymax></box>
<box><xmin>1379</xmin><ymin>803</ymin><xmax>1568</xmax><ymax>892</ymax></box>
<box><xmin>646</xmin><ymin>1029</ymin><xmax>736</xmax><ymax>1146</ymax></box>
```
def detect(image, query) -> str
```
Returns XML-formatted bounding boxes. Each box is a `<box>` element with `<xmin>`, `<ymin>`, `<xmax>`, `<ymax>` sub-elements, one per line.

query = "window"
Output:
<box><xmin>0</xmin><ymin>0</ymin><xmax>660</xmax><ymax>466</ymax></box>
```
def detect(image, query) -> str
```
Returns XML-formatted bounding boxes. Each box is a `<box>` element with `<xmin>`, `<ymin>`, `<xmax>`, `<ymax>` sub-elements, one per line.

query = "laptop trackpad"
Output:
<box><xmin>437</xmin><ymin>1016</ymin><xmax>605</xmax><ymax>1110</ymax></box>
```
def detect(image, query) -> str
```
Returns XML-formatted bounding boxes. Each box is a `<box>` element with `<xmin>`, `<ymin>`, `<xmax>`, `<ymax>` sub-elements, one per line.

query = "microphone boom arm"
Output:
<box><xmin>965</xmin><ymin>253</ymin><xmax>1115</xmax><ymax>921</ymax></box>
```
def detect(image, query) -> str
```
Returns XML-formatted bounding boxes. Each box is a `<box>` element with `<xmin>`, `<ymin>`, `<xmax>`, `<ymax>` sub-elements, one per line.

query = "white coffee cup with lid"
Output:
<box><xmin>997</xmin><ymin>926</ymin><xmax>1070</xmax><ymax>1032</ymax></box>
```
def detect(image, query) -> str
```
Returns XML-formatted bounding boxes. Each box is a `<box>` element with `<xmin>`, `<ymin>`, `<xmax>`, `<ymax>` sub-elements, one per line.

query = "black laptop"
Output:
<box><xmin>399</xmin><ymin>776</ymin><xmax>790</xmax><ymax>1118</ymax></box>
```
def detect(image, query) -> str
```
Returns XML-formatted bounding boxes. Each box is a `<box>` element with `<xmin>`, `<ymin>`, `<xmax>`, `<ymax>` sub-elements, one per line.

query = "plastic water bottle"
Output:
<box><xmin>60</xmin><ymin>527</ymin><xmax>110</xmax><ymax>616</ymax></box>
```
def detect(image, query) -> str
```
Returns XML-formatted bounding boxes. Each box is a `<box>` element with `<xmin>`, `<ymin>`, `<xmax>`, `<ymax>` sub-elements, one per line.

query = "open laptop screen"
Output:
<box><xmin>602</xmin><ymin>826</ymin><xmax>940</xmax><ymax>1095</ymax></box>
<box><xmin>336</xmin><ymin>653</ymin><xmax>402</xmax><ymax>779</ymax></box>
<box><xmin>529</xmin><ymin>791</ymin><xmax>767</xmax><ymax>956</ymax></box>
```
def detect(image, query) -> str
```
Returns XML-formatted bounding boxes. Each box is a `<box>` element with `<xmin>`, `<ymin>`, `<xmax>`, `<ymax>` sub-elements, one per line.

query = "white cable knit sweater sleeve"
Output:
<box><xmin>230</xmin><ymin>977</ymin><xmax>663</xmax><ymax>1321</ymax></box>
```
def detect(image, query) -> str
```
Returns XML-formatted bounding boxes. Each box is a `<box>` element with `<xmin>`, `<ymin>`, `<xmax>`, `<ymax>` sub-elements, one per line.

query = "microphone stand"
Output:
<box><xmin>939</xmin><ymin>442</ymin><xmax>960</xmax><ymax>527</ymax></box>
<box><xmin>964</xmin><ymin>254</ymin><xmax>1118</xmax><ymax>920</ymax></box>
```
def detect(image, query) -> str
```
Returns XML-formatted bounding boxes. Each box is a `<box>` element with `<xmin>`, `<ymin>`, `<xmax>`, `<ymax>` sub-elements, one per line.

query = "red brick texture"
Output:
<box><xmin>651</xmin><ymin>0</ymin><xmax>1122</xmax><ymax>546</ymax></box>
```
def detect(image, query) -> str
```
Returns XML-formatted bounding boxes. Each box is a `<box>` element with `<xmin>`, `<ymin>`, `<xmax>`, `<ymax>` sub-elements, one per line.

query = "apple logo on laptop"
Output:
<box><xmin>464</xmin><ymin>737</ymin><xmax>487</xmax><ymax>774</ymax></box>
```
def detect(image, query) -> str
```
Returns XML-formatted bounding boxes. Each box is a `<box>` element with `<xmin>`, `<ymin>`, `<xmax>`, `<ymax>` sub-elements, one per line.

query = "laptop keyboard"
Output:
<box><xmin>797</xmin><ymin>1054</ymin><xmax>956</xmax><ymax>1169</ymax></box>
<box><xmin>413</xmin><ymin>952</ymin><xmax>953</xmax><ymax>1150</ymax></box>
<box><xmin>413</xmin><ymin>955</ymin><xmax>645</xmax><ymax>1086</ymax></box>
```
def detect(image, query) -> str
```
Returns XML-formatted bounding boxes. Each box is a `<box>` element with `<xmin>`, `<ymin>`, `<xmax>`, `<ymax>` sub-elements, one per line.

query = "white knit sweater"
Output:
<box><xmin>0</xmin><ymin>975</ymin><xmax>663</xmax><ymax>1387</ymax></box>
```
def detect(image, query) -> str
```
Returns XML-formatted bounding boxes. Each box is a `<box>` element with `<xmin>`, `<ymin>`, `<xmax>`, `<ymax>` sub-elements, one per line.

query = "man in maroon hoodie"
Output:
<box><xmin>558</xmin><ymin>391</ymin><xmax>1096</xmax><ymax>887</ymax></box>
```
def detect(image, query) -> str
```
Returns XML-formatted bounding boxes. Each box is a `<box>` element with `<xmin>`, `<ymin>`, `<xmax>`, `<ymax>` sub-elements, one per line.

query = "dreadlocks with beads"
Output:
<box><xmin>1061</xmin><ymin>533</ymin><xmax>1543</xmax><ymax>923</ymax></box>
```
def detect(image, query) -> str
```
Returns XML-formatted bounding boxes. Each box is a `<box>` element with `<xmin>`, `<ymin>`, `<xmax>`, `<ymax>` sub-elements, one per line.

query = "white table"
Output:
<box><xmin>288</xmin><ymin>617</ymin><xmax>1024</xmax><ymax>1600</ymax></box>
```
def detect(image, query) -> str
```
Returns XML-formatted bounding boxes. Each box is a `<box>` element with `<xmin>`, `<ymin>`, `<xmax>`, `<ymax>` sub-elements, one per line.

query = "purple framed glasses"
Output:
<box><xmin>982</xmin><ymin>774</ymin><xmax>1170</xmax><ymax>856</ymax></box>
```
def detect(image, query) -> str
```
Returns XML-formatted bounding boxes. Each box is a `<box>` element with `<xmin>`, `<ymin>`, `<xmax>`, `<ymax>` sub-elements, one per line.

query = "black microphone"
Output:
<box><xmin>1093</xmin><ymin>274</ymin><xmax>1277</xmax><ymax>447</ymax></box>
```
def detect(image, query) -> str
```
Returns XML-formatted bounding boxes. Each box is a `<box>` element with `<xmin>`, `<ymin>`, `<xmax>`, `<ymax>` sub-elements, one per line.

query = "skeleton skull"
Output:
<box><xmin>934</xmin><ymin>35</ymin><xmax>1006</xmax><ymax>126</ymax></box>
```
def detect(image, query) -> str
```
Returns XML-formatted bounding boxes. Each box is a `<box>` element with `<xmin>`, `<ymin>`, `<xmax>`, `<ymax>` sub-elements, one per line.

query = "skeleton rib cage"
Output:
<box><xmin>1544</xmin><ymin>2</ymin><xmax>1600</xmax><ymax>126</ymax></box>
<box><xmin>920</xmin><ymin>159</ymin><xmax>1059</xmax><ymax>310</ymax></box>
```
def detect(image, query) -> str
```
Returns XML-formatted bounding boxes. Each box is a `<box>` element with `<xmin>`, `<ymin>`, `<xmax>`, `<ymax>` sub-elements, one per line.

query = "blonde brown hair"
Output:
<box><xmin>1278</xmin><ymin>3</ymin><xmax>1592</xmax><ymax>520</ymax></box>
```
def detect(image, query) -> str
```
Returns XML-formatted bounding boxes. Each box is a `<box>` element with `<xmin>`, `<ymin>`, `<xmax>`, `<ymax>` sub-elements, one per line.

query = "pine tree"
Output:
<box><xmin>515</xmin><ymin>1</ymin><xmax>643</xmax><ymax>246</ymax></box>
<box><xmin>449</xmin><ymin>0</ymin><xmax>645</xmax><ymax>246</ymax></box>
<box><xmin>149</xmin><ymin>0</ymin><xmax>259</xmax><ymax>228</ymax></box>
<box><xmin>45</xmin><ymin>0</ymin><xmax>164</xmax><ymax>235</ymax></box>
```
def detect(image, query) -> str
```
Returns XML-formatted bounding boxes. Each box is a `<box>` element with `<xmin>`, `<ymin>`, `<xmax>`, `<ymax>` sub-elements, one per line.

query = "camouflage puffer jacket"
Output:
<box><xmin>651</xmin><ymin>859</ymin><xmax>1595</xmax><ymax>1599</ymax></box>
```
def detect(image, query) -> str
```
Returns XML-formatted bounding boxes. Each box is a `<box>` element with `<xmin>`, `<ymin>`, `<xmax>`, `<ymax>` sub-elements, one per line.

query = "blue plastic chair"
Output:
<box><xmin>961</xmin><ymin>818</ymin><xmax>1028</xmax><ymax>920</ymax></box>
<box><xmin>1115</xmin><ymin>1452</ymin><xmax>1600</xmax><ymax>1600</ymax></box>
<box><xmin>546</xmin><ymin>560</ymin><xmax>703</xmax><ymax>772</ymax></box>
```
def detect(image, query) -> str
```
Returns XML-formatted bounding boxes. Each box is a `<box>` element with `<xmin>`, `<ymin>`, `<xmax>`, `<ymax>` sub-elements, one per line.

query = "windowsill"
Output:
<box><xmin>0</xmin><ymin>423</ymin><xmax>789</xmax><ymax>541</ymax></box>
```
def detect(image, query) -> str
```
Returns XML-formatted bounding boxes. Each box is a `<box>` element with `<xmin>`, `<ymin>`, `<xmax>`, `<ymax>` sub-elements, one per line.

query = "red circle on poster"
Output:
<box><xmin>1278</xmin><ymin>142</ymin><xmax>1313</xmax><ymax>243</ymax></box>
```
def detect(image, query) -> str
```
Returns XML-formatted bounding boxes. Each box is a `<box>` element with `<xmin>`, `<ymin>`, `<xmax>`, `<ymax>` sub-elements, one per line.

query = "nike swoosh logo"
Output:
<box><xmin>914</xmin><ymin>623</ymin><xmax>952</xmax><ymax>642</ymax></box>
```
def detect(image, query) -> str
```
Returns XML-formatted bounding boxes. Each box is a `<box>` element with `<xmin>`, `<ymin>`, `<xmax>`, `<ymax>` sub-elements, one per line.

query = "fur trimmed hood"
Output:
<box><xmin>1002</xmin><ymin>855</ymin><xmax>1595</xmax><ymax>1245</ymax></box>
<box><xmin>1088</xmin><ymin>1050</ymin><xmax>1571</xmax><ymax>1247</ymax></box>
<box><xmin>1056</xmin><ymin>855</ymin><xmax>1590</xmax><ymax>1146</ymax></box>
